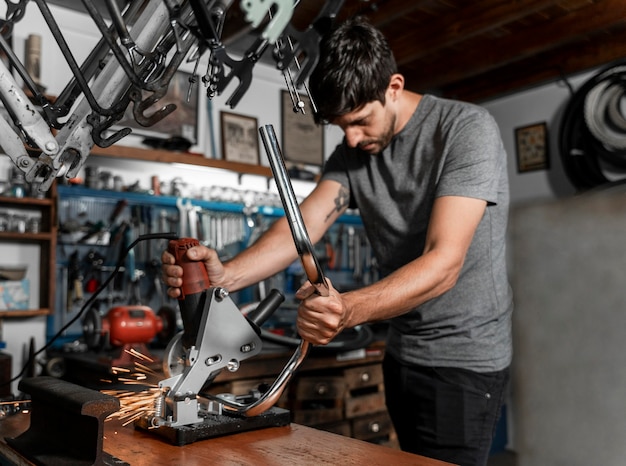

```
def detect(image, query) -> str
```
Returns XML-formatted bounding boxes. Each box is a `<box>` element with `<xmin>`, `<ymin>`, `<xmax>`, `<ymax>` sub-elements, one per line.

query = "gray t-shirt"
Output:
<box><xmin>321</xmin><ymin>94</ymin><xmax>513</xmax><ymax>372</ymax></box>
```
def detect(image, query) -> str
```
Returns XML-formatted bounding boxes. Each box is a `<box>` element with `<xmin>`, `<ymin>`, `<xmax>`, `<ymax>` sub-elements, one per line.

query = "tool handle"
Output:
<box><xmin>168</xmin><ymin>237</ymin><xmax>211</xmax><ymax>348</ymax></box>
<box><xmin>108</xmin><ymin>199</ymin><xmax>128</xmax><ymax>224</ymax></box>
<box><xmin>246</xmin><ymin>288</ymin><xmax>285</xmax><ymax>327</ymax></box>
<box><xmin>167</xmin><ymin>238</ymin><xmax>210</xmax><ymax>299</ymax></box>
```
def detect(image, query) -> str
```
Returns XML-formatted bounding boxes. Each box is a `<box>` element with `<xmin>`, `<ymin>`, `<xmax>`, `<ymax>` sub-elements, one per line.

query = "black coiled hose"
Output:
<box><xmin>559</xmin><ymin>60</ymin><xmax>626</xmax><ymax>190</ymax></box>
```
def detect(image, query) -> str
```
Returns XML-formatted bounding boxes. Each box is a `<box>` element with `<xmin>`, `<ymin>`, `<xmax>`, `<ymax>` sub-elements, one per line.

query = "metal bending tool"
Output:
<box><xmin>138</xmin><ymin>125</ymin><xmax>328</xmax><ymax>443</ymax></box>
<box><xmin>201</xmin><ymin>124</ymin><xmax>329</xmax><ymax>418</ymax></box>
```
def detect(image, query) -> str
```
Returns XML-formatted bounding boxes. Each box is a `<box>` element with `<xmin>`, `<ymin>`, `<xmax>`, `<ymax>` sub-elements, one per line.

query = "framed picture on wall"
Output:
<box><xmin>115</xmin><ymin>70</ymin><xmax>199</xmax><ymax>144</ymax></box>
<box><xmin>515</xmin><ymin>122</ymin><xmax>549</xmax><ymax>173</ymax></box>
<box><xmin>281</xmin><ymin>90</ymin><xmax>324</xmax><ymax>166</ymax></box>
<box><xmin>220</xmin><ymin>111</ymin><xmax>260</xmax><ymax>164</ymax></box>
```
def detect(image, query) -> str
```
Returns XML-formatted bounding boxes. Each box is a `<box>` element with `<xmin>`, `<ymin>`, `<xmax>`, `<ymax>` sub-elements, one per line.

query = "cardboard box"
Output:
<box><xmin>0</xmin><ymin>279</ymin><xmax>30</xmax><ymax>310</ymax></box>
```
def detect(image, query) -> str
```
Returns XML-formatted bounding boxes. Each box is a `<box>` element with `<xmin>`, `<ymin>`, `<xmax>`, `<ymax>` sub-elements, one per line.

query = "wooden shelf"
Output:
<box><xmin>0</xmin><ymin>232</ymin><xmax>54</xmax><ymax>241</ymax></box>
<box><xmin>91</xmin><ymin>144</ymin><xmax>273</xmax><ymax>177</ymax></box>
<box><xmin>0</xmin><ymin>185</ymin><xmax>57</xmax><ymax>317</ymax></box>
<box><xmin>0</xmin><ymin>309</ymin><xmax>50</xmax><ymax>318</ymax></box>
<box><xmin>0</xmin><ymin>196</ymin><xmax>53</xmax><ymax>207</ymax></box>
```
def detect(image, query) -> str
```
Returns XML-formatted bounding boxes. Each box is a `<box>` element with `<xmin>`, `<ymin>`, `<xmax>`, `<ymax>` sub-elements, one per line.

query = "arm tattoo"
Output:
<box><xmin>325</xmin><ymin>185</ymin><xmax>350</xmax><ymax>221</ymax></box>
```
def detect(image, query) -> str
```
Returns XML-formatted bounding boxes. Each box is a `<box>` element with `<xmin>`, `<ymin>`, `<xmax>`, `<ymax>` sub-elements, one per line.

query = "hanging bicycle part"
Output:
<box><xmin>0</xmin><ymin>0</ymin><xmax>345</xmax><ymax>191</ymax></box>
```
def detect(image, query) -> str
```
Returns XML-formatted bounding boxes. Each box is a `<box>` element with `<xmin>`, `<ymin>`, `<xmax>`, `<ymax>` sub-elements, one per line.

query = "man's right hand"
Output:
<box><xmin>161</xmin><ymin>243</ymin><xmax>227</xmax><ymax>299</ymax></box>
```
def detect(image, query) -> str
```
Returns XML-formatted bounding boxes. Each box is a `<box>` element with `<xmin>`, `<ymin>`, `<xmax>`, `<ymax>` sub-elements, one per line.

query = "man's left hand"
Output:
<box><xmin>295</xmin><ymin>278</ymin><xmax>349</xmax><ymax>345</ymax></box>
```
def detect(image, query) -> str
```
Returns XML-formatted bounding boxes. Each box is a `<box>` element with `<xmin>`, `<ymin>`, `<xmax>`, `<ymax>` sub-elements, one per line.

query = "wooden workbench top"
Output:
<box><xmin>0</xmin><ymin>412</ymin><xmax>452</xmax><ymax>466</ymax></box>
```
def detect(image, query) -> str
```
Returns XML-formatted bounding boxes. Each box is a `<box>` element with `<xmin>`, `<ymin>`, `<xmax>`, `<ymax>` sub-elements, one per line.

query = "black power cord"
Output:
<box><xmin>3</xmin><ymin>232</ymin><xmax>178</xmax><ymax>388</ymax></box>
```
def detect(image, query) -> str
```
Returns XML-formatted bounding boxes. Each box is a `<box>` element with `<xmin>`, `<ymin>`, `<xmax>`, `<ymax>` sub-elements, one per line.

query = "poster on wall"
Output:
<box><xmin>115</xmin><ymin>71</ymin><xmax>199</xmax><ymax>144</ymax></box>
<box><xmin>220</xmin><ymin>111</ymin><xmax>260</xmax><ymax>165</ymax></box>
<box><xmin>515</xmin><ymin>122</ymin><xmax>549</xmax><ymax>173</ymax></box>
<box><xmin>281</xmin><ymin>90</ymin><xmax>324</xmax><ymax>166</ymax></box>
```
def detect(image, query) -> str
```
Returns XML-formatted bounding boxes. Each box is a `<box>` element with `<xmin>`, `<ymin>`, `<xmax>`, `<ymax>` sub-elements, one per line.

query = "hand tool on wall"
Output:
<box><xmin>352</xmin><ymin>228</ymin><xmax>362</xmax><ymax>283</ymax></box>
<box><xmin>347</xmin><ymin>226</ymin><xmax>356</xmax><ymax>271</ymax></box>
<box><xmin>334</xmin><ymin>223</ymin><xmax>344</xmax><ymax>270</ymax></box>
<box><xmin>176</xmin><ymin>197</ymin><xmax>191</xmax><ymax>237</ymax></box>
<box><xmin>67</xmin><ymin>251</ymin><xmax>84</xmax><ymax>309</ymax></box>
<box><xmin>78</xmin><ymin>198</ymin><xmax>127</xmax><ymax>244</ymax></box>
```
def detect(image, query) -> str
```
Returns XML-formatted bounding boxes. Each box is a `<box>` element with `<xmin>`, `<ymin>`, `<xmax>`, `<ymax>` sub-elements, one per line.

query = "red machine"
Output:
<box><xmin>83</xmin><ymin>304</ymin><xmax>176</xmax><ymax>366</ymax></box>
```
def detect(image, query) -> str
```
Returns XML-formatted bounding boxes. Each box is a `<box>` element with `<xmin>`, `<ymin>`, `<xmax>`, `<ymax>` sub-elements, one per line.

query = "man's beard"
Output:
<box><xmin>358</xmin><ymin>113</ymin><xmax>396</xmax><ymax>154</ymax></box>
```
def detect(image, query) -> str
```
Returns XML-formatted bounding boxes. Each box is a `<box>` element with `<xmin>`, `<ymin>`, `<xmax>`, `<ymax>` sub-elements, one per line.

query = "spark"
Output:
<box><xmin>104</xmin><ymin>386</ymin><xmax>161</xmax><ymax>426</ymax></box>
<box><xmin>102</xmin><ymin>348</ymin><xmax>163</xmax><ymax>427</ymax></box>
<box><xmin>134</xmin><ymin>362</ymin><xmax>160</xmax><ymax>377</ymax></box>
<box><xmin>125</xmin><ymin>347</ymin><xmax>154</xmax><ymax>362</ymax></box>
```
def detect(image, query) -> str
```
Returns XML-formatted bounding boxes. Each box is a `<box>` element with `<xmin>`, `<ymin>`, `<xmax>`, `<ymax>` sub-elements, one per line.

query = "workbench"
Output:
<box><xmin>63</xmin><ymin>340</ymin><xmax>399</xmax><ymax>445</ymax></box>
<box><xmin>0</xmin><ymin>411</ymin><xmax>452</xmax><ymax>466</ymax></box>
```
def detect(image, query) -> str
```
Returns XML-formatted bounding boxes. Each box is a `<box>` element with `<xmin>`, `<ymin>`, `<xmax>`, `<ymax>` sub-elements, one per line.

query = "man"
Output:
<box><xmin>162</xmin><ymin>16</ymin><xmax>512</xmax><ymax>466</ymax></box>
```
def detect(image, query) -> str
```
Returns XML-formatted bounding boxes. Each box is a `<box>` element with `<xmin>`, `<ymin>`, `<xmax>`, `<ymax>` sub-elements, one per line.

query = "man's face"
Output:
<box><xmin>331</xmin><ymin>97</ymin><xmax>397</xmax><ymax>155</ymax></box>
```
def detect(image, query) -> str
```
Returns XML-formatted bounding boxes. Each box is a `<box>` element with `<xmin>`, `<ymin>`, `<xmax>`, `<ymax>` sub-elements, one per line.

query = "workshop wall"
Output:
<box><xmin>483</xmin><ymin>71</ymin><xmax>596</xmax><ymax>205</ymax></box>
<box><xmin>482</xmin><ymin>67</ymin><xmax>626</xmax><ymax>457</ymax></box>
<box><xmin>509</xmin><ymin>189</ymin><xmax>626</xmax><ymax>465</ymax></box>
<box><xmin>0</xmin><ymin>3</ymin><xmax>340</xmax><ymax>392</ymax></box>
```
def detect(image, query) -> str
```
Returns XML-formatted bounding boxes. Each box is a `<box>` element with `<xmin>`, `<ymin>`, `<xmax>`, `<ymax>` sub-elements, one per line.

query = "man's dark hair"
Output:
<box><xmin>309</xmin><ymin>16</ymin><xmax>398</xmax><ymax>124</ymax></box>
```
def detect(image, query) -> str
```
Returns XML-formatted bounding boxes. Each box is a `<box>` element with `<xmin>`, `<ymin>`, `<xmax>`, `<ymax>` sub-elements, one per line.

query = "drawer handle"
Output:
<box><xmin>368</xmin><ymin>422</ymin><xmax>380</xmax><ymax>433</ymax></box>
<box><xmin>315</xmin><ymin>383</ymin><xmax>329</xmax><ymax>396</ymax></box>
<box><xmin>360</xmin><ymin>372</ymin><xmax>370</xmax><ymax>383</ymax></box>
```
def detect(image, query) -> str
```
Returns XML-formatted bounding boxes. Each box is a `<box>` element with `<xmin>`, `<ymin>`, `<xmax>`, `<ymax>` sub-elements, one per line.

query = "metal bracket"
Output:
<box><xmin>241</xmin><ymin>0</ymin><xmax>294</xmax><ymax>44</ymax></box>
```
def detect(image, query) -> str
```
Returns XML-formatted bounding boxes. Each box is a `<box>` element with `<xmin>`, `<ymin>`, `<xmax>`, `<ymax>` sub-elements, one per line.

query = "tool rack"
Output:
<box><xmin>51</xmin><ymin>184</ymin><xmax>370</xmax><ymax>348</ymax></box>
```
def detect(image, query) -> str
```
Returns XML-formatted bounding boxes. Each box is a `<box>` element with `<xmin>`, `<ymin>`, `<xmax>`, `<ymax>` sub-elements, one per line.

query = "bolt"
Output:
<box><xmin>44</xmin><ymin>141</ymin><xmax>58</xmax><ymax>152</ymax></box>
<box><xmin>215</xmin><ymin>287</ymin><xmax>229</xmax><ymax>301</ymax></box>
<box><xmin>227</xmin><ymin>359</ymin><xmax>240</xmax><ymax>372</ymax></box>
<box><xmin>240</xmin><ymin>343</ymin><xmax>255</xmax><ymax>353</ymax></box>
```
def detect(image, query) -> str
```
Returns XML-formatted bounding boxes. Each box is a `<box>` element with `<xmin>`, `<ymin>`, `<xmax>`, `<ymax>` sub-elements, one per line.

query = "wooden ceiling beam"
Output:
<box><xmin>390</xmin><ymin>0</ymin><xmax>562</xmax><ymax>65</ymax></box>
<box><xmin>403</xmin><ymin>0</ymin><xmax>626</xmax><ymax>92</ymax></box>
<box><xmin>439</xmin><ymin>27</ymin><xmax>626</xmax><ymax>103</ymax></box>
<box><xmin>354</xmin><ymin>0</ymin><xmax>436</xmax><ymax>28</ymax></box>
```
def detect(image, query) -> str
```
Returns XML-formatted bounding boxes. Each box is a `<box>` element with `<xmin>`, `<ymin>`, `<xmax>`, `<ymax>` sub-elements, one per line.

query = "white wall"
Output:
<box><xmin>483</xmin><ymin>72</ymin><xmax>598</xmax><ymax>205</ymax></box>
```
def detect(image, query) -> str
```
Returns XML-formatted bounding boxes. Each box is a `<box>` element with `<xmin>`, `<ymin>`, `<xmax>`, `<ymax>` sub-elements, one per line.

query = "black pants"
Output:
<box><xmin>383</xmin><ymin>354</ymin><xmax>509</xmax><ymax>466</ymax></box>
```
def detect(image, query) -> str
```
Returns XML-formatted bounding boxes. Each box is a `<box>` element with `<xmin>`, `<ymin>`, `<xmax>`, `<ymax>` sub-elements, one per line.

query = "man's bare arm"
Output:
<box><xmin>221</xmin><ymin>179</ymin><xmax>349</xmax><ymax>291</ymax></box>
<box><xmin>295</xmin><ymin>195</ymin><xmax>487</xmax><ymax>344</ymax></box>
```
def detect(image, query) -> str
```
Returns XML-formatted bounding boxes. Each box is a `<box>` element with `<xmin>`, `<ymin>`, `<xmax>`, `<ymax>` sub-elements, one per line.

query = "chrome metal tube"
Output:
<box><xmin>259</xmin><ymin>124</ymin><xmax>329</xmax><ymax>297</ymax></box>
